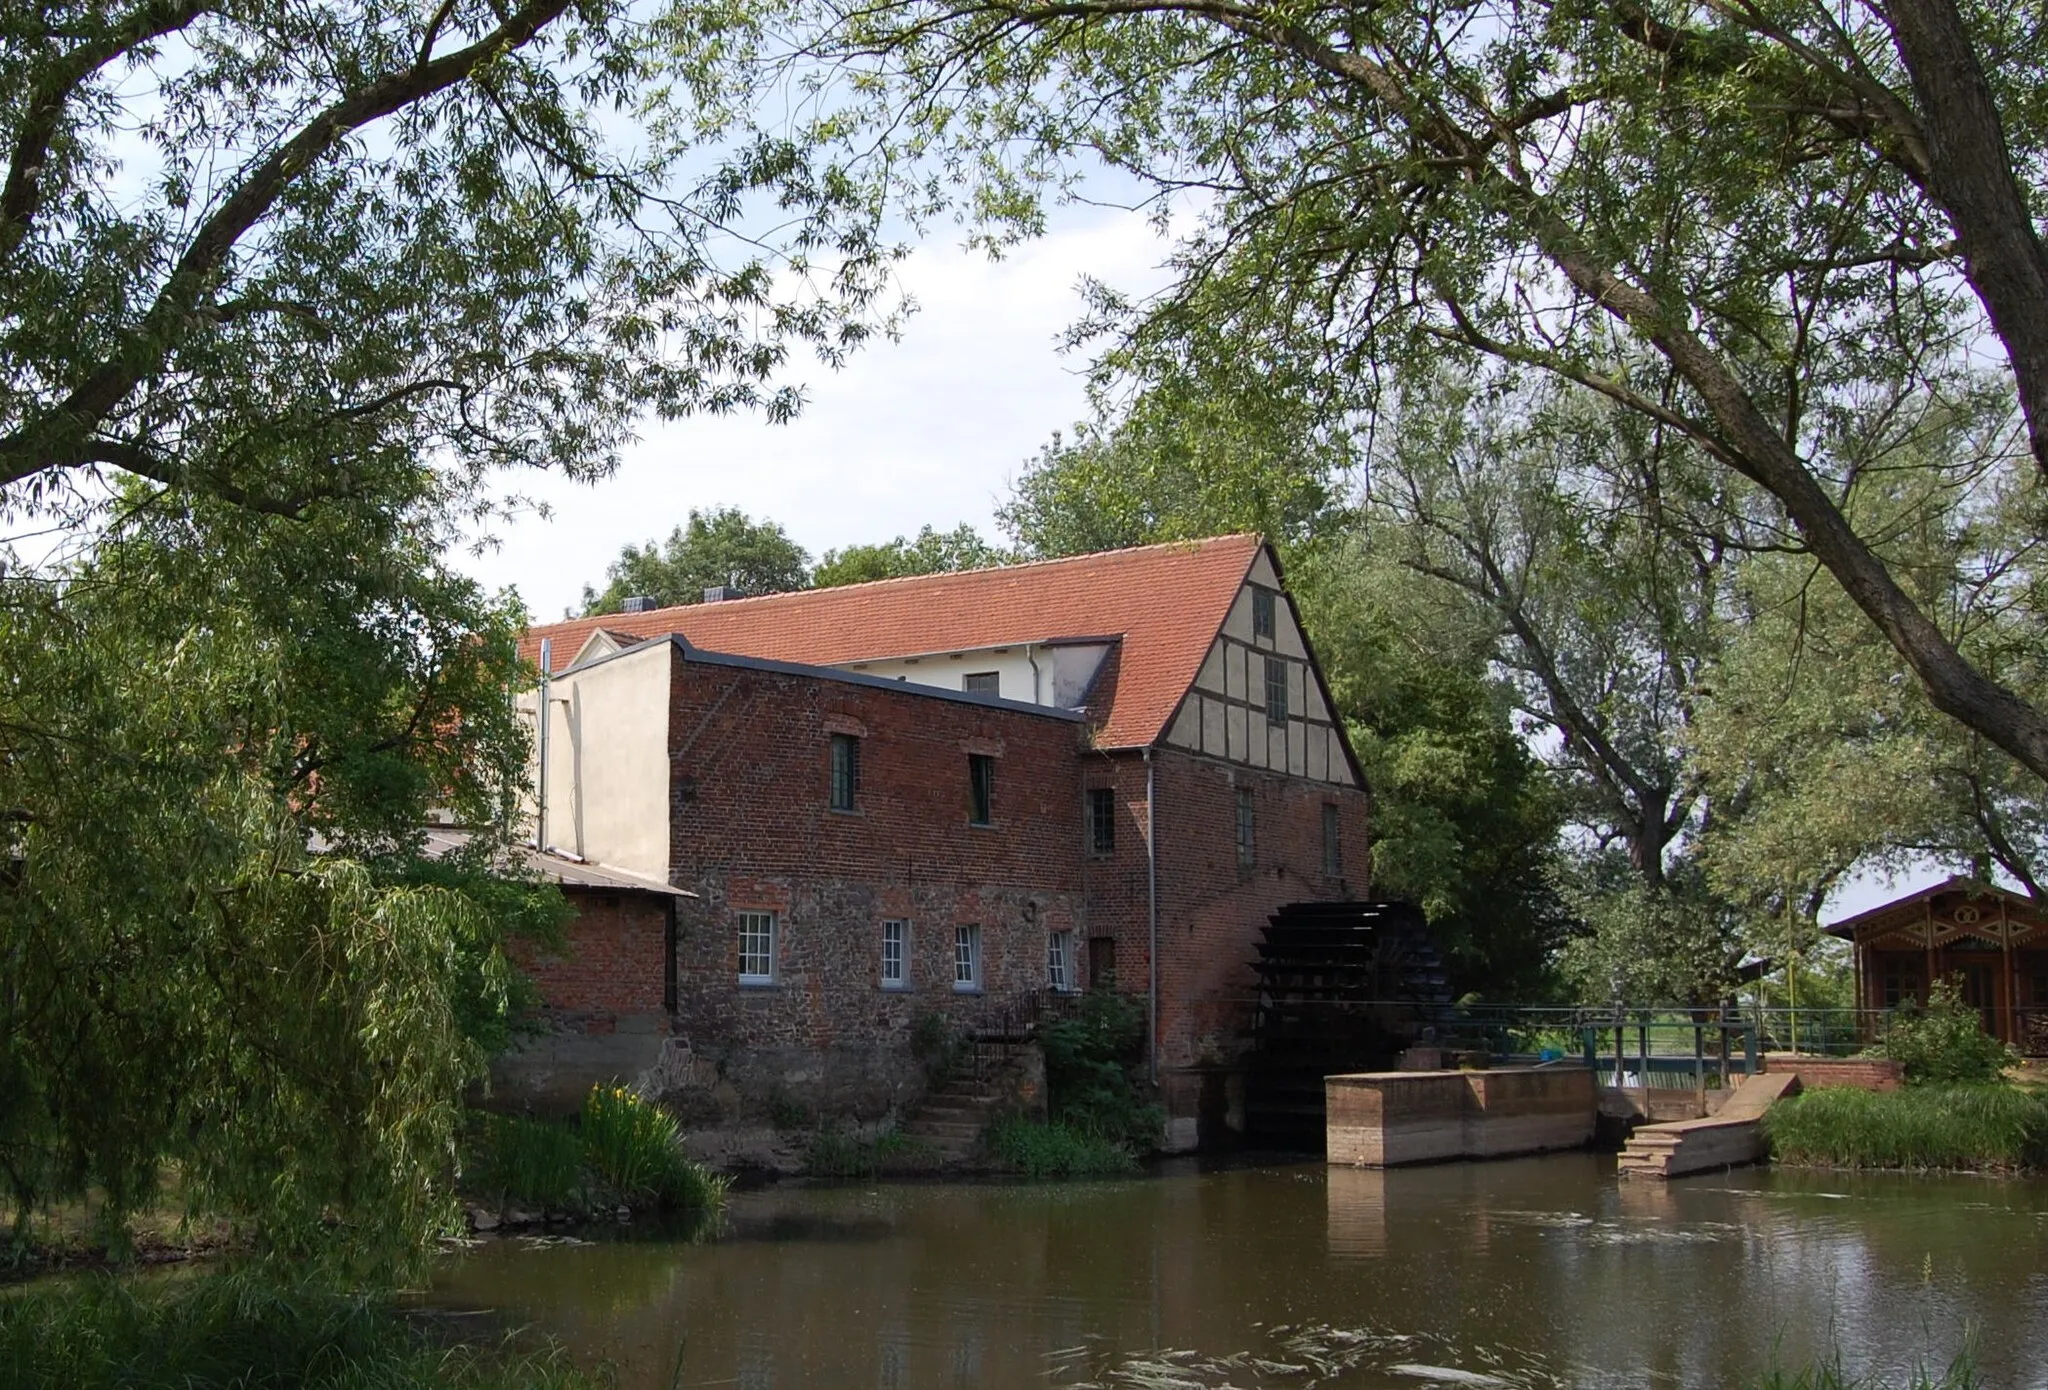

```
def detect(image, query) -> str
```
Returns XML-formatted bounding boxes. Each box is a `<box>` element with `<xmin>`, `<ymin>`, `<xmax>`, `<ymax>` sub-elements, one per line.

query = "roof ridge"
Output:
<box><xmin>542</xmin><ymin>532</ymin><xmax>1263</xmax><ymax>629</ymax></box>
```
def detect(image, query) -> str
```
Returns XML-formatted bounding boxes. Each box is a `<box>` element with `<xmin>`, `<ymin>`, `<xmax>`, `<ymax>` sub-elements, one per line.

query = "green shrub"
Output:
<box><xmin>465</xmin><ymin>1113</ymin><xmax>585</xmax><ymax>1212</ymax></box>
<box><xmin>1038</xmin><ymin>988</ymin><xmax>1162</xmax><ymax>1151</ymax></box>
<box><xmin>1764</xmin><ymin>1084</ymin><xmax>2048</xmax><ymax>1172</ymax></box>
<box><xmin>0</xmin><ymin>1272</ymin><xmax>601</xmax><ymax>1389</ymax></box>
<box><xmin>984</xmin><ymin>1115</ymin><xmax>1139</xmax><ymax>1178</ymax></box>
<box><xmin>1875</xmin><ymin>980</ymin><xmax>2016</xmax><ymax>1084</ymax></box>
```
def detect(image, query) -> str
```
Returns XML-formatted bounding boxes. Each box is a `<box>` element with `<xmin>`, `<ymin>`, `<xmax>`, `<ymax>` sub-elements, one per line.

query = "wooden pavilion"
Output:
<box><xmin>1827</xmin><ymin>877</ymin><xmax>2048</xmax><ymax>1055</ymax></box>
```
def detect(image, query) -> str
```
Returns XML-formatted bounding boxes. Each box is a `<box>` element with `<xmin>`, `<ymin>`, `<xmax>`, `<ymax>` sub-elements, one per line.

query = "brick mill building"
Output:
<box><xmin>500</xmin><ymin>534</ymin><xmax>1370</xmax><ymax>1148</ymax></box>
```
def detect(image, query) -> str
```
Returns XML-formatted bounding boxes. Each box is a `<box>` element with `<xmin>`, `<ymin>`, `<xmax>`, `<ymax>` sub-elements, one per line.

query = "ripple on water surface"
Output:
<box><xmin>428</xmin><ymin>1155</ymin><xmax>2048</xmax><ymax>1389</ymax></box>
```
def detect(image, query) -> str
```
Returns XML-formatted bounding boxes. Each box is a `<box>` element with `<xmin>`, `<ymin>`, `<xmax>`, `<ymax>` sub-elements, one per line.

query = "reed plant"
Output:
<box><xmin>466</xmin><ymin>1114</ymin><xmax>586</xmax><ymax>1212</ymax></box>
<box><xmin>1747</xmin><ymin>1343</ymin><xmax>1978</xmax><ymax>1388</ymax></box>
<box><xmin>0</xmin><ymin>1271</ymin><xmax>600</xmax><ymax>1389</ymax></box>
<box><xmin>463</xmin><ymin>1086</ymin><xmax>726</xmax><ymax>1216</ymax></box>
<box><xmin>1764</xmin><ymin>1085</ymin><xmax>2048</xmax><ymax>1172</ymax></box>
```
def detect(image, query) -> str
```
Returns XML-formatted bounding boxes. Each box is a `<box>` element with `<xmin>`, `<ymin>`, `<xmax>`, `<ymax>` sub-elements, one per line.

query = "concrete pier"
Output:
<box><xmin>1325</xmin><ymin>1067</ymin><xmax>1597</xmax><ymax>1166</ymax></box>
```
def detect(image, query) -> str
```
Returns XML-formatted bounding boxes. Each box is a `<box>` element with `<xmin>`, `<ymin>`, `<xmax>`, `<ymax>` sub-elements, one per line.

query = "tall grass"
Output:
<box><xmin>801</xmin><ymin>1126</ymin><xmax>938</xmax><ymax>1180</ymax></box>
<box><xmin>1748</xmin><ymin>1343</ymin><xmax>1979</xmax><ymax>1389</ymax></box>
<box><xmin>464</xmin><ymin>1086</ymin><xmax>727</xmax><ymax>1216</ymax></box>
<box><xmin>1764</xmin><ymin>1085</ymin><xmax>2048</xmax><ymax>1172</ymax></box>
<box><xmin>0</xmin><ymin>1272</ymin><xmax>601</xmax><ymax>1389</ymax></box>
<box><xmin>984</xmin><ymin>1115</ymin><xmax>1139</xmax><ymax>1178</ymax></box>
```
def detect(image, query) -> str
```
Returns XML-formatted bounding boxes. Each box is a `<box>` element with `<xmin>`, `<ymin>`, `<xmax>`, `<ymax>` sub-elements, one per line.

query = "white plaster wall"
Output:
<box><xmin>838</xmin><ymin>647</ymin><xmax>1041</xmax><ymax>703</ymax></box>
<box><xmin>519</xmin><ymin>642</ymin><xmax>672</xmax><ymax>879</ymax></box>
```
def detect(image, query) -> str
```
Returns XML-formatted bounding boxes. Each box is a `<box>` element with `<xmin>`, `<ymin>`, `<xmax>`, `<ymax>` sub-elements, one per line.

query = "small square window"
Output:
<box><xmin>1235</xmin><ymin>789</ymin><xmax>1255</xmax><ymax>868</ymax></box>
<box><xmin>1048</xmin><ymin>930</ymin><xmax>1075</xmax><ymax>993</ymax></box>
<box><xmin>1323</xmin><ymin>804</ymin><xmax>1341</xmax><ymax>877</ymax></box>
<box><xmin>829</xmin><ymin>733</ymin><xmax>860</xmax><ymax>812</ymax></box>
<box><xmin>1252</xmin><ymin>587</ymin><xmax>1276</xmax><ymax>639</ymax></box>
<box><xmin>968</xmin><ymin>753</ymin><xmax>995</xmax><ymax>825</ymax></box>
<box><xmin>963</xmin><ymin>671</ymin><xmax>1001</xmax><ymax>695</ymax></box>
<box><xmin>1264</xmin><ymin>657</ymin><xmax>1289</xmax><ymax>726</ymax></box>
<box><xmin>881</xmin><ymin>918</ymin><xmax>909</xmax><ymax>990</ymax></box>
<box><xmin>954</xmin><ymin>923</ymin><xmax>982</xmax><ymax>992</ymax></box>
<box><xmin>1086</xmin><ymin>788</ymin><xmax>1116</xmax><ymax>855</ymax></box>
<box><xmin>738</xmin><ymin>911</ymin><xmax>776</xmax><ymax>985</ymax></box>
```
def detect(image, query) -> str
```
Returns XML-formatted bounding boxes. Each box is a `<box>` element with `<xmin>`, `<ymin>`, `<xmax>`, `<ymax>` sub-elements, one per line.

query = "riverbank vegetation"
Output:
<box><xmin>1764</xmin><ymin>1086</ymin><xmax>2048</xmax><ymax>1174</ymax></box>
<box><xmin>982</xmin><ymin>988</ymin><xmax>1160</xmax><ymax>1178</ymax></box>
<box><xmin>463</xmin><ymin>1088</ymin><xmax>726</xmax><ymax>1218</ymax></box>
<box><xmin>0</xmin><ymin>1274</ymin><xmax>599</xmax><ymax>1390</ymax></box>
<box><xmin>1748</xmin><ymin>1346</ymin><xmax>1979</xmax><ymax>1389</ymax></box>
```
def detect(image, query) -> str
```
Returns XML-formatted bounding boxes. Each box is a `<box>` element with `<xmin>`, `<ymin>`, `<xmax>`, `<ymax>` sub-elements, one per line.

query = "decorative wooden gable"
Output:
<box><xmin>1158</xmin><ymin>547</ymin><xmax>1361</xmax><ymax>787</ymax></box>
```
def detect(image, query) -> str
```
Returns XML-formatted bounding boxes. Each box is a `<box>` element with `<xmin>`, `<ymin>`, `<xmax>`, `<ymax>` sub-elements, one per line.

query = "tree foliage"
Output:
<box><xmin>807</xmin><ymin>0</ymin><xmax>2048</xmax><ymax>786</ymax></box>
<box><xmin>1</xmin><ymin>492</ymin><xmax>557</xmax><ymax>1276</ymax></box>
<box><xmin>813</xmin><ymin>523</ymin><xmax>1010</xmax><ymax>586</ymax></box>
<box><xmin>581</xmin><ymin>506</ymin><xmax>812</xmax><ymax>613</ymax></box>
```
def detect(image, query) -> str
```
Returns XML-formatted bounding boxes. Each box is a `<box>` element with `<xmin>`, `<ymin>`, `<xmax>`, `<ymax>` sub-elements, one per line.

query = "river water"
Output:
<box><xmin>428</xmin><ymin>1155</ymin><xmax>2048</xmax><ymax>1388</ymax></box>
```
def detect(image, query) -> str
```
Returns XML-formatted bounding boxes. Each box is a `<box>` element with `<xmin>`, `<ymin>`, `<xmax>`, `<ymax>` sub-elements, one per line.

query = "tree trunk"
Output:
<box><xmin>1887</xmin><ymin>0</ymin><xmax>2048</xmax><ymax>473</ymax></box>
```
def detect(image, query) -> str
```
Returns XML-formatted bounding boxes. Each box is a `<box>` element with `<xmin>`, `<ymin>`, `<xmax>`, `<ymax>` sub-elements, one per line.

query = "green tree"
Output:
<box><xmin>815</xmin><ymin>0</ymin><xmax>2048</xmax><ymax>787</ymax></box>
<box><xmin>813</xmin><ymin>523</ymin><xmax>1010</xmax><ymax>586</ymax></box>
<box><xmin>581</xmin><ymin>507</ymin><xmax>813</xmax><ymax>613</ymax></box>
<box><xmin>1</xmin><ymin>491</ymin><xmax>558</xmax><ymax>1276</ymax></box>
<box><xmin>2</xmin><ymin>2</ymin><xmax>887</xmax><ymax>526</ymax></box>
<box><xmin>1000</xmin><ymin>382</ymin><xmax>1570</xmax><ymax>997</ymax></box>
<box><xmin>1293</xmin><ymin>536</ymin><xmax>1572</xmax><ymax>999</ymax></box>
<box><xmin>1696</xmin><ymin>381</ymin><xmax>2047</xmax><ymax>904</ymax></box>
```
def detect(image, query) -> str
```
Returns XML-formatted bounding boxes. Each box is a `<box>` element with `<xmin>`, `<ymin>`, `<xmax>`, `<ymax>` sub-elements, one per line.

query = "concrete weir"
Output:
<box><xmin>1325</xmin><ymin>1067</ymin><xmax>1597</xmax><ymax>1167</ymax></box>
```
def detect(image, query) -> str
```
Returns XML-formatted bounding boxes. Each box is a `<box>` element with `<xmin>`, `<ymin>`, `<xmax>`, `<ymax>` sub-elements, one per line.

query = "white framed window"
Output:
<box><xmin>881</xmin><ymin>918</ymin><xmax>909</xmax><ymax>989</ymax></box>
<box><xmin>1047</xmin><ymin>930</ymin><xmax>1075</xmax><ymax>993</ymax></box>
<box><xmin>1264</xmin><ymin>655</ymin><xmax>1289</xmax><ymax>725</ymax></box>
<box><xmin>737</xmin><ymin>911</ymin><xmax>776</xmax><ymax>985</ymax></box>
<box><xmin>953</xmin><ymin>924</ymin><xmax>982</xmax><ymax>992</ymax></box>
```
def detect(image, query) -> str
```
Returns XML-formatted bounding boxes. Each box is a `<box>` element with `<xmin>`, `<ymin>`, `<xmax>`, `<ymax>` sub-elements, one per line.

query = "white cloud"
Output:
<box><xmin>450</xmin><ymin>206</ymin><xmax>1175</xmax><ymax>620</ymax></box>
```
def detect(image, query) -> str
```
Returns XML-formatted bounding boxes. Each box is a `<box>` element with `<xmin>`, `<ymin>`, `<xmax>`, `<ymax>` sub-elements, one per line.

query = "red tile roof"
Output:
<box><xmin>519</xmin><ymin>534</ymin><xmax>1264</xmax><ymax>749</ymax></box>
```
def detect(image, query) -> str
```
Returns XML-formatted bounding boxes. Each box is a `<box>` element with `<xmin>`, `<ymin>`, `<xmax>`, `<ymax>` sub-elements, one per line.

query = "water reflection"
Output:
<box><xmin>430</xmin><ymin>1157</ymin><xmax>2048</xmax><ymax>1388</ymax></box>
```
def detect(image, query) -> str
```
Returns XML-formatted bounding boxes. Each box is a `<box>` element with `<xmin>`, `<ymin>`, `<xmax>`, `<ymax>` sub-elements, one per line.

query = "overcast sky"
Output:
<box><xmin>449</xmin><ymin>204</ymin><xmax>1174</xmax><ymax>622</ymax></box>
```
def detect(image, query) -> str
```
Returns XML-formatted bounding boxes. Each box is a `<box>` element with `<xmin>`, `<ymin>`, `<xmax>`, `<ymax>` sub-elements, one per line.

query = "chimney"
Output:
<box><xmin>702</xmin><ymin>585</ymin><xmax>742</xmax><ymax>603</ymax></box>
<box><xmin>621</xmin><ymin>595</ymin><xmax>657</xmax><ymax>613</ymax></box>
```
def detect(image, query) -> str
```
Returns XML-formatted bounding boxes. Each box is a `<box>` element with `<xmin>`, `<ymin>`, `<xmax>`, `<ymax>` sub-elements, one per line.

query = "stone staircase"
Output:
<box><xmin>900</xmin><ymin>1042</ymin><xmax>1038</xmax><ymax>1166</ymax></box>
<box><xmin>1618</xmin><ymin>1072</ymin><xmax>1801</xmax><ymax>1179</ymax></box>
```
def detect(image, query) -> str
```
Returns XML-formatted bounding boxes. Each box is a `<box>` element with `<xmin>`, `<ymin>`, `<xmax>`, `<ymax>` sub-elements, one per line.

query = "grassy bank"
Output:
<box><xmin>984</xmin><ymin>1116</ymin><xmax>1139</xmax><ymax>1178</ymax></box>
<box><xmin>1764</xmin><ymin>1085</ymin><xmax>2048</xmax><ymax>1172</ymax></box>
<box><xmin>0</xmin><ymin>1273</ymin><xmax>599</xmax><ymax>1389</ymax></box>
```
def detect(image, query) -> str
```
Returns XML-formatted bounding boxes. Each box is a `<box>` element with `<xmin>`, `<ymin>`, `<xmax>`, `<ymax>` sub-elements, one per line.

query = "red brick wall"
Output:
<box><xmin>1761</xmin><ymin>1055</ymin><xmax>1905</xmax><ymax>1092</ymax></box>
<box><xmin>511</xmin><ymin>887</ymin><xmax>669</xmax><ymax>1022</ymax></box>
<box><xmin>663</xmin><ymin>655</ymin><xmax>1091</xmax><ymax>1118</ymax></box>
<box><xmin>1073</xmin><ymin>745</ymin><xmax>1371</xmax><ymax>1136</ymax></box>
<box><xmin>1152</xmin><ymin>749</ymin><xmax>1370</xmax><ymax>1070</ymax></box>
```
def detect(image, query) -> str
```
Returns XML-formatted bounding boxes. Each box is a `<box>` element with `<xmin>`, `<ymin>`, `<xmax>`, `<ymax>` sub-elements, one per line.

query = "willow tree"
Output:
<box><xmin>809</xmin><ymin>0</ymin><xmax>2048</xmax><ymax>783</ymax></box>
<box><xmin>1</xmin><ymin>1</ymin><xmax>885</xmax><ymax>1272</ymax></box>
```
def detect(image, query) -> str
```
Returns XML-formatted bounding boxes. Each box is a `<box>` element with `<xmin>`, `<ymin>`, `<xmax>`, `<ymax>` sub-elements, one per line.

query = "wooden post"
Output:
<box><xmin>1694</xmin><ymin>1023</ymin><xmax>1706</xmax><ymax>1115</ymax></box>
<box><xmin>2002</xmin><ymin>899</ymin><xmax>2016</xmax><ymax>1046</ymax></box>
<box><xmin>1638</xmin><ymin>1020</ymin><xmax>1650</xmax><ymax>1087</ymax></box>
<box><xmin>1925</xmin><ymin>899</ymin><xmax>1937</xmax><ymax>1003</ymax></box>
<box><xmin>1614</xmin><ymin>1024</ymin><xmax>1626</xmax><ymax>1089</ymax></box>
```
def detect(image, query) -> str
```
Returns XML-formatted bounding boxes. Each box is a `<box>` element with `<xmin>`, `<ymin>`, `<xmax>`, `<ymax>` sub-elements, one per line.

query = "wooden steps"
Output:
<box><xmin>1618</xmin><ymin>1072</ymin><xmax>1801</xmax><ymax>1179</ymax></box>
